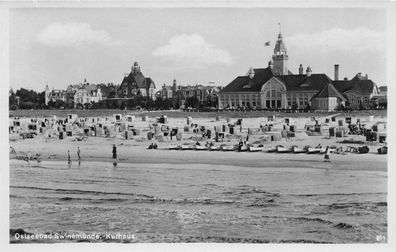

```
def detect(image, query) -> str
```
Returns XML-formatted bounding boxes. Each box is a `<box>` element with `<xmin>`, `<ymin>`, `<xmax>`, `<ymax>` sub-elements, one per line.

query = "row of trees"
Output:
<box><xmin>9</xmin><ymin>88</ymin><xmax>46</xmax><ymax>110</ymax></box>
<box><xmin>9</xmin><ymin>87</ymin><xmax>219</xmax><ymax>110</ymax></box>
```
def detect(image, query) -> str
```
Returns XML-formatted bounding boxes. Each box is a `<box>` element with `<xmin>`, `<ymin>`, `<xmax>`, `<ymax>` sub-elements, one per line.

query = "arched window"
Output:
<box><xmin>266</xmin><ymin>90</ymin><xmax>282</xmax><ymax>108</ymax></box>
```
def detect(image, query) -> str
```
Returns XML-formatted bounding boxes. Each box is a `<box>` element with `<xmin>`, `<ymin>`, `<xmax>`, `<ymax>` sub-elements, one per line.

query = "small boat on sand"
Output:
<box><xmin>168</xmin><ymin>145</ymin><xmax>181</xmax><ymax>150</ymax></box>
<box><xmin>249</xmin><ymin>146</ymin><xmax>264</xmax><ymax>152</ymax></box>
<box><xmin>195</xmin><ymin>145</ymin><xmax>208</xmax><ymax>151</ymax></box>
<box><xmin>210</xmin><ymin>146</ymin><xmax>221</xmax><ymax>151</ymax></box>
<box><xmin>292</xmin><ymin>146</ymin><xmax>307</xmax><ymax>153</ymax></box>
<box><xmin>265</xmin><ymin>145</ymin><xmax>279</xmax><ymax>153</ymax></box>
<box><xmin>307</xmin><ymin>147</ymin><xmax>322</xmax><ymax>154</ymax></box>
<box><xmin>277</xmin><ymin>146</ymin><xmax>293</xmax><ymax>153</ymax></box>
<box><xmin>221</xmin><ymin>145</ymin><xmax>235</xmax><ymax>151</ymax></box>
<box><xmin>181</xmin><ymin>144</ymin><xmax>194</xmax><ymax>150</ymax></box>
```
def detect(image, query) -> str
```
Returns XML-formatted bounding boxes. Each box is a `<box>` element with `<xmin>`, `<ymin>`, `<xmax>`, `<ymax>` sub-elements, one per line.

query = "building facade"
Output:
<box><xmin>45</xmin><ymin>80</ymin><xmax>103</xmax><ymax>107</ymax></box>
<box><xmin>118</xmin><ymin>62</ymin><xmax>156</xmax><ymax>100</ymax></box>
<box><xmin>73</xmin><ymin>84</ymin><xmax>103</xmax><ymax>105</ymax></box>
<box><xmin>219</xmin><ymin>31</ymin><xmax>380</xmax><ymax>111</ymax></box>
<box><xmin>45</xmin><ymin>87</ymin><xmax>67</xmax><ymax>105</ymax></box>
<box><xmin>159</xmin><ymin>78</ymin><xmax>220</xmax><ymax>106</ymax></box>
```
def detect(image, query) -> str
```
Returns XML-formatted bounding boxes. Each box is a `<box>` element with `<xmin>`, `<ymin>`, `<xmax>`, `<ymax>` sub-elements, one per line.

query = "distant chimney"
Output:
<box><xmin>248</xmin><ymin>67</ymin><xmax>255</xmax><ymax>79</ymax></box>
<box><xmin>344</xmin><ymin>77</ymin><xmax>348</xmax><ymax>81</ymax></box>
<box><xmin>334</xmin><ymin>64</ymin><xmax>339</xmax><ymax>81</ymax></box>
<box><xmin>306</xmin><ymin>66</ymin><xmax>312</xmax><ymax>77</ymax></box>
<box><xmin>299</xmin><ymin>64</ymin><xmax>303</xmax><ymax>75</ymax></box>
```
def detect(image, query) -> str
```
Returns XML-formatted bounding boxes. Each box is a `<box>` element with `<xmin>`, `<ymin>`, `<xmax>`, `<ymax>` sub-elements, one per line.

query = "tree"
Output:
<box><xmin>185</xmin><ymin>96</ymin><xmax>200</xmax><ymax>108</ymax></box>
<box><xmin>19</xmin><ymin>101</ymin><xmax>35</xmax><ymax>109</ymax></box>
<box><xmin>84</xmin><ymin>103</ymin><xmax>91</xmax><ymax>110</ymax></box>
<box><xmin>9</xmin><ymin>88</ymin><xmax>18</xmax><ymax>110</ymax></box>
<box><xmin>75</xmin><ymin>103</ymin><xmax>83</xmax><ymax>109</ymax></box>
<box><xmin>37</xmin><ymin>91</ymin><xmax>46</xmax><ymax>109</ymax></box>
<box><xmin>12</xmin><ymin>88</ymin><xmax>47</xmax><ymax>109</ymax></box>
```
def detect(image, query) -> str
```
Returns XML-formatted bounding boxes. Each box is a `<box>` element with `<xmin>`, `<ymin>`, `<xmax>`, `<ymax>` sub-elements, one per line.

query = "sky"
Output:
<box><xmin>9</xmin><ymin>8</ymin><xmax>387</xmax><ymax>91</ymax></box>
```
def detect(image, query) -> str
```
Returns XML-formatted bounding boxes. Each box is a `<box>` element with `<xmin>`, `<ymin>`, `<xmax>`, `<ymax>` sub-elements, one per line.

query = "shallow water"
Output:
<box><xmin>10</xmin><ymin>160</ymin><xmax>387</xmax><ymax>243</ymax></box>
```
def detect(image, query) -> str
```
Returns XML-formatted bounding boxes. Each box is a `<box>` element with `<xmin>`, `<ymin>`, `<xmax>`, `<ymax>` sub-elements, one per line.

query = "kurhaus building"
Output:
<box><xmin>219</xmin><ymin>32</ymin><xmax>380</xmax><ymax>111</ymax></box>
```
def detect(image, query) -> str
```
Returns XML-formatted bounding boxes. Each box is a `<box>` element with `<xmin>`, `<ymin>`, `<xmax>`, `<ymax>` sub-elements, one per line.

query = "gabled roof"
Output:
<box><xmin>221</xmin><ymin>66</ymin><xmax>335</xmax><ymax>93</ymax></box>
<box><xmin>121</xmin><ymin>71</ymin><xmax>146</xmax><ymax>89</ymax></box>
<box><xmin>221</xmin><ymin>67</ymin><xmax>274</xmax><ymax>92</ymax></box>
<box><xmin>145</xmin><ymin>77</ymin><xmax>156</xmax><ymax>89</ymax></box>
<box><xmin>332</xmin><ymin>76</ymin><xmax>374</xmax><ymax>95</ymax></box>
<box><xmin>273</xmin><ymin>73</ymin><xmax>332</xmax><ymax>92</ymax></box>
<box><xmin>83</xmin><ymin>84</ymin><xmax>99</xmax><ymax>93</ymax></box>
<box><xmin>311</xmin><ymin>83</ymin><xmax>346</xmax><ymax>101</ymax></box>
<box><xmin>120</xmin><ymin>68</ymin><xmax>156</xmax><ymax>90</ymax></box>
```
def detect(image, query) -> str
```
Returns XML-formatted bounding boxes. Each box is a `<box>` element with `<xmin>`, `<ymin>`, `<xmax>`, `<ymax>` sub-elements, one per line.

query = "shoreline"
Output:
<box><xmin>10</xmin><ymin>145</ymin><xmax>387</xmax><ymax>172</ymax></box>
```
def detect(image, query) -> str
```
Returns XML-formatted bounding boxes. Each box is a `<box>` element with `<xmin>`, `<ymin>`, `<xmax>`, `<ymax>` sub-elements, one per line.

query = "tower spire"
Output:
<box><xmin>278</xmin><ymin>22</ymin><xmax>281</xmax><ymax>34</ymax></box>
<box><xmin>272</xmin><ymin>25</ymin><xmax>288</xmax><ymax>75</ymax></box>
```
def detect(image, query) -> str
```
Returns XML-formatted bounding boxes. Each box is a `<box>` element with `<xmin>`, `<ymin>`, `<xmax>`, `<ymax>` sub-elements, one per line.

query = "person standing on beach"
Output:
<box><xmin>324</xmin><ymin>146</ymin><xmax>330</xmax><ymax>162</ymax></box>
<box><xmin>67</xmin><ymin>150</ymin><xmax>71</xmax><ymax>164</ymax></box>
<box><xmin>77</xmin><ymin>147</ymin><xmax>81</xmax><ymax>161</ymax></box>
<box><xmin>27</xmin><ymin>152</ymin><xmax>32</xmax><ymax>165</ymax></box>
<box><xmin>112</xmin><ymin>144</ymin><xmax>117</xmax><ymax>159</ymax></box>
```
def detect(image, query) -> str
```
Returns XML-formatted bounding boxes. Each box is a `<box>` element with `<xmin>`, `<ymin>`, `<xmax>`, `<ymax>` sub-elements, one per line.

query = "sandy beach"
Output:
<box><xmin>9</xmin><ymin>114</ymin><xmax>387</xmax><ymax>171</ymax></box>
<box><xmin>9</xmin><ymin>114</ymin><xmax>388</xmax><ymax>243</ymax></box>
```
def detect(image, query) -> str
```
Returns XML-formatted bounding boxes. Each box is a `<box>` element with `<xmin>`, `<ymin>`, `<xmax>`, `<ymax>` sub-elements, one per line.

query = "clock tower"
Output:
<box><xmin>272</xmin><ymin>32</ymin><xmax>288</xmax><ymax>75</ymax></box>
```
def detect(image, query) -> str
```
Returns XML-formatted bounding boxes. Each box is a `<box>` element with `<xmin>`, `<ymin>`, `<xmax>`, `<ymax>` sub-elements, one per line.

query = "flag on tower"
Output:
<box><xmin>264</xmin><ymin>41</ymin><xmax>271</xmax><ymax>46</ymax></box>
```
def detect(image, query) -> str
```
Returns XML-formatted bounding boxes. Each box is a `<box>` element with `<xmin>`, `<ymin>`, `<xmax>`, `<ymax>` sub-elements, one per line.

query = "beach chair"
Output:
<box><xmin>346</xmin><ymin>146</ymin><xmax>358</xmax><ymax>153</ymax></box>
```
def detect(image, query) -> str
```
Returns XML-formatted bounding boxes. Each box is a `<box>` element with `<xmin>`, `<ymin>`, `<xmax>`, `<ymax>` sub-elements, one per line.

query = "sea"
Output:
<box><xmin>10</xmin><ymin>159</ymin><xmax>387</xmax><ymax>243</ymax></box>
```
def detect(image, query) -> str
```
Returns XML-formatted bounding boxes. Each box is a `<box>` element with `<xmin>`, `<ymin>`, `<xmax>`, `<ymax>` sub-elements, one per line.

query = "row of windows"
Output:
<box><xmin>223</xmin><ymin>95</ymin><xmax>260</xmax><ymax>100</ymax></box>
<box><xmin>287</xmin><ymin>97</ymin><xmax>309</xmax><ymax>106</ymax></box>
<box><xmin>227</xmin><ymin>100</ymin><xmax>261</xmax><ymax>106</ymax></box>
<box><xmin>349</xmin><ymin>96</ymin><xmax>369</xmax><ymax>104</ymax></box>
<box><xmin>221</xmin><ymin>92</ymin><xmax>313</xmax><ymax>100</ymax></box>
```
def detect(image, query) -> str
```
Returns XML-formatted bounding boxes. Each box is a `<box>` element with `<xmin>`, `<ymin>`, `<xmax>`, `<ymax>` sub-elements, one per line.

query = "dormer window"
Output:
<box><xmin>243</xmin><ymin>84</ymin><xmax>251</xmax><ymax>89</ymax></box>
